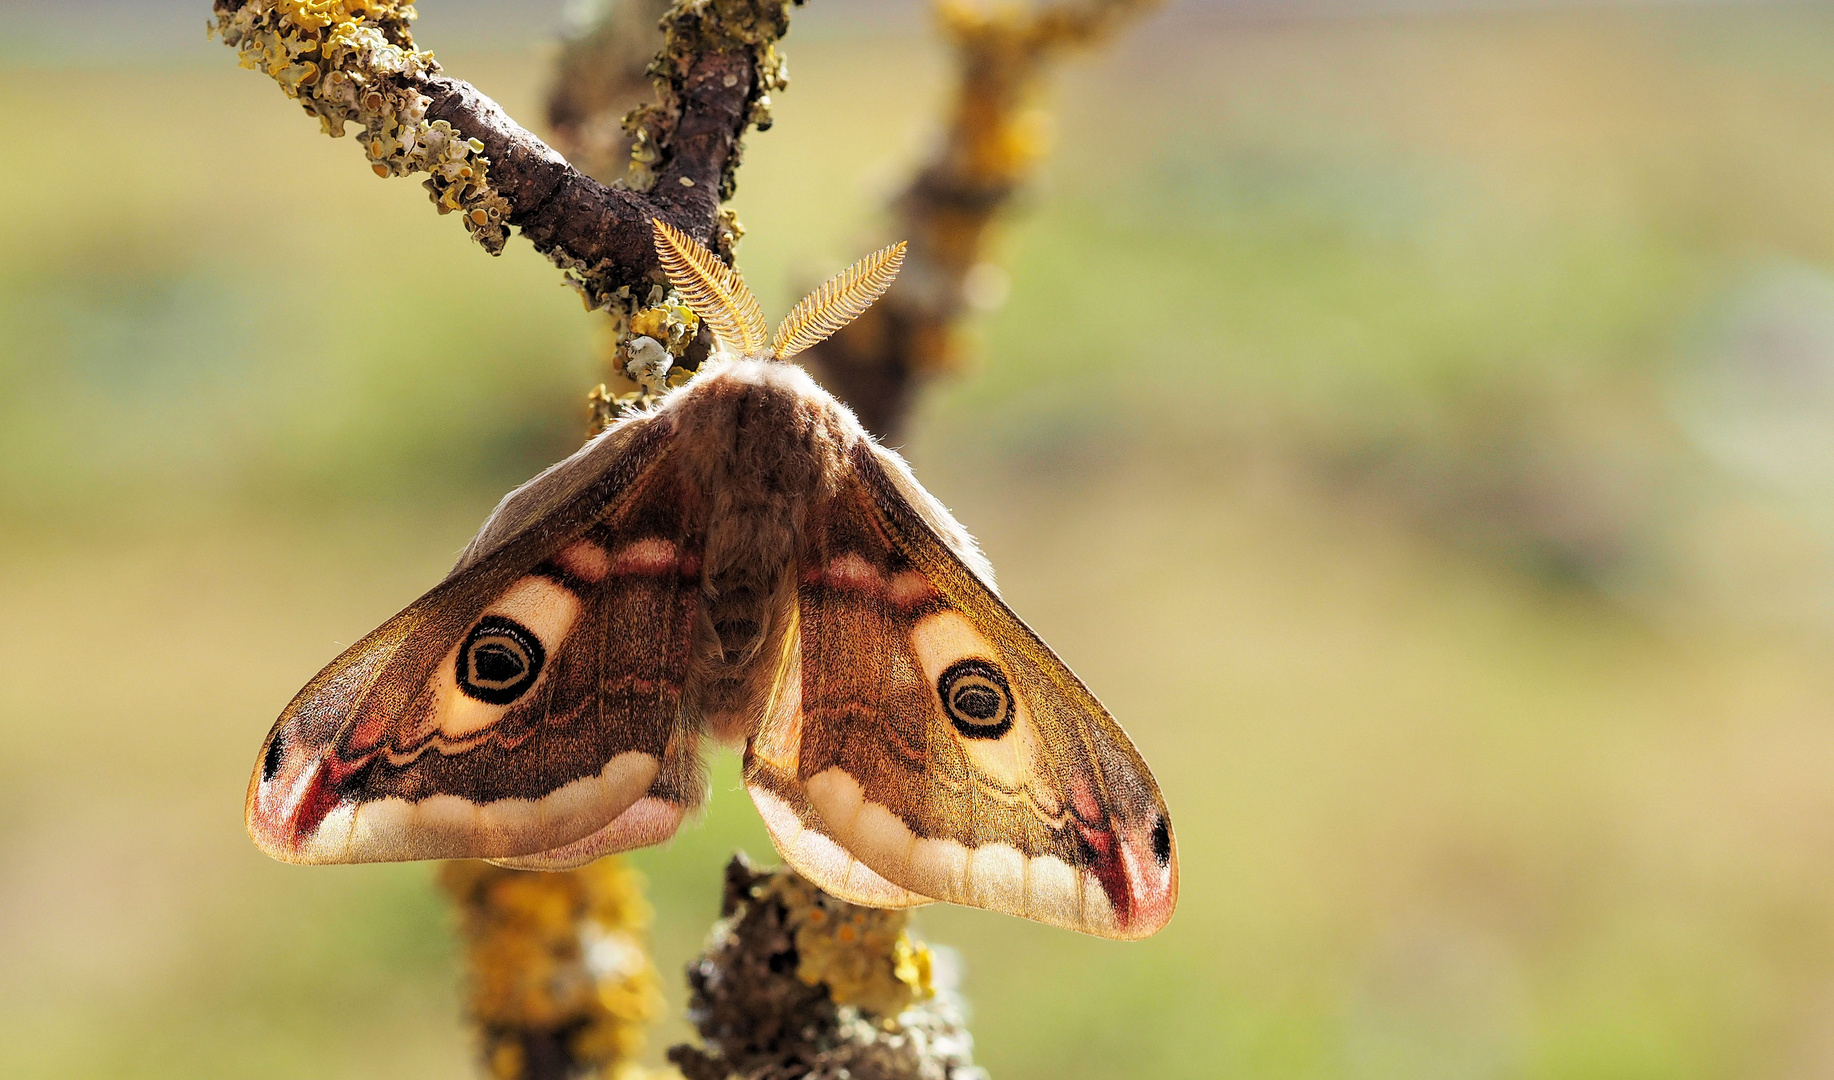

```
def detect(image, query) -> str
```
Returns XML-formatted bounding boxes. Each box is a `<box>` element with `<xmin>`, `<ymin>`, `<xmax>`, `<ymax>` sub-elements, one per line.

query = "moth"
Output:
<box><xmin>248</xmin><ymin>221</ymin><xmax>1178</xmax><ymax>939</ymax></box>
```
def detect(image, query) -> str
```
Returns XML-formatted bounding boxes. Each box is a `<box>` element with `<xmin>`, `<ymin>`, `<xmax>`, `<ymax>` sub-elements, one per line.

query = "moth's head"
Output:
<box><xmin>651</xmin><ymin>219</ymin><xmax>905</xmax><ymax>367</ymax></box>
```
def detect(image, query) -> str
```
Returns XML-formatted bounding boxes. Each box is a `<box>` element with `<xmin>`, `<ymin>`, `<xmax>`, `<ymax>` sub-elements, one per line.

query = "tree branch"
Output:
<box><xmin>412</xmin><ymin>52</ymin><xmax>738</xmax><ymax>299</ymax></box>
<box><xmin>440</xmin><ymin>859</ymin><xmax>665</xmax><ymax>1080</ymax></box>
<box><xmin>546</xmin><ymin>0</ymin><xmax>675</xmax><ymax>184</ymax></box>
<box><xmin>211</xmin><ymin>0</ymin><xmax>791</xmax><ymax>310</ymax></box>
<box><xmin>803</xmin><ymin>0</ymin><xmax>1161</xmax><ymax>439</ymax></box>
<box><xmin>668</xmin><ymin>855</ymin><xmax>987</xmax><ymax>1080</ymax></box>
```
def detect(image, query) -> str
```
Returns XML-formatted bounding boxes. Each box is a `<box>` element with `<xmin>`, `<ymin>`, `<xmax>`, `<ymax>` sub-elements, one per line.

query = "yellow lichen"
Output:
<box><xmin>628</xmin><ymin>303</ymin><xmax>701</xmax><ymax>356</ymax></box>
<box><xmin>585</xmin><ymin>291</ymin><xmax>711</xmax><ymax>431</ymax></box>
<box><xmin>211</xmin><ymin>0</ymin><xmax>513</xmax><ymax>252</ymax></box>
<box><xmin>439</xmin><ymin>858</ymin><xmax>667</xmax><ymax>1079</ymax></box>
<box><xmin>766</xmin><ymin>870</ymin><xmax>935</xmax><ymax>1019</ymax></box>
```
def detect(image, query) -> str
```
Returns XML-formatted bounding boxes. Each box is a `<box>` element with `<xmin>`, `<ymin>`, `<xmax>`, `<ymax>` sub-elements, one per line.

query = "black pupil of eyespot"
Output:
<box><xmin>262</xmin><ymin>733</ymin><xmax>285</xmax><ymax>781</ymax></box>
<box><xmin>938</xmin><ymin>659</ymin><xmax>1012</xmax><ymax>739</ymax></box>
<box><xmin>1151</xmin><ymin>815</ymin><xmax>1171</xmax><ymax>868</ymax></box>
<box><xmin>953</xmin><ymin>685</ymin><xmax>1001</xmax><ymax>721</ymax></box>
<box><xmin>473</xmin><ymin>641</ymin><xmax>526</xmax><ymax>683</ymax></box>
<box><xmin>457</xmin><ymin>616</ymin><xmax>545</xmax><ymax>705</ymax></box>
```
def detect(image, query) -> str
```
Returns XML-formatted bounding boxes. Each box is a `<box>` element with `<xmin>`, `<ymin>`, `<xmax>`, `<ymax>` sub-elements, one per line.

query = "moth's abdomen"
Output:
<box><xmin>666</xmin><ymin>357</ymin><xmax>857</xmax><ymax>746</ymax></box>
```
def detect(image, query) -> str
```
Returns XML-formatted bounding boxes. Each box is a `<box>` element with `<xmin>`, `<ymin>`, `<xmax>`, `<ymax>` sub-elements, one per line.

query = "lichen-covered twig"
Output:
<box><xmin>440</xmin><ymin>859</ymin><xmax>667</xmax><ymax>1080</ymax></box>
<box><xmin>210</xmin><ymin>0</ymin><xmax>791</xmax><ymax>310</ymax></box>
<box><xmin>668</xmin><ymin>855</ymin><xmax>987</xmax><ymax>1080</ymax></box>
<box><xmin>803</xmin><ymin>0</ymin><xmax>1161</xmax><ymax>438</ymax></box>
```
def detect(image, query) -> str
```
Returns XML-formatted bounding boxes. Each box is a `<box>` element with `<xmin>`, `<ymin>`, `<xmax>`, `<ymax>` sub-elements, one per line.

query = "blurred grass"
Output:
<box><xmin>13</xmin><ymin>3</ymin><xmax>1834</xmax><ymax>1079</ymax></box>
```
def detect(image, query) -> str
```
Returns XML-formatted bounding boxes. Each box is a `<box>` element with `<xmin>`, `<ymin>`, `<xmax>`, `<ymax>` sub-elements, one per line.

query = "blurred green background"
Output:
<box><xmin>11</xmin><ymin>0</ymin><xmax>1834</xmax><ymax>1076</ymax></box>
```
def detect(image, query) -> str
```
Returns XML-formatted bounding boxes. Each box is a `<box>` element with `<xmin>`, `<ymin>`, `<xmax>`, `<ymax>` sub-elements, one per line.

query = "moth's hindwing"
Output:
<box><xmin>247</xmin><ymin>418</ymin><xmax>705</xmax><ymax>864</ymax></box>
<box><xmin>785</xmin><ymin>443</ymin><xmax>1178</xmax><ymax>939</ymax></box>
<box><xmin>745</xmin><ymin>615</ymin><xmax>938</xmax><ymax>909</ymax></box>
<box><xmin>491</xmin><ymin>681</ymin><xmax>708</xmax><ymax>871</ymax></box>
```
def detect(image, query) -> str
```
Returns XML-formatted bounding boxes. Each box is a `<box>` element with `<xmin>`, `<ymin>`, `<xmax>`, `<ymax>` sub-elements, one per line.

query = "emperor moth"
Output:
<box><xmin>248</xmin><ymin>222</ymin><xmax>1178</xmax><ymax>939</ymax></box>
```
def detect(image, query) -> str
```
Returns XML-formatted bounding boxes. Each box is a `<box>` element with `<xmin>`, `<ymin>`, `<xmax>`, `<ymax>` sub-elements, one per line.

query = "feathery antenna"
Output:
<box><xmin>652</xmin><ymin>219</ymin><xmax>768</xmax><ymax>355</ymax></box>
<box><xmin>771</xmin><ymin>242</ymin><xmax>907</xmax><ymax>360</ymax></box>
<box><xmin>650</xmin><ymin>221</ymin><xmax>906</xmax><ymax>363</ymax></box>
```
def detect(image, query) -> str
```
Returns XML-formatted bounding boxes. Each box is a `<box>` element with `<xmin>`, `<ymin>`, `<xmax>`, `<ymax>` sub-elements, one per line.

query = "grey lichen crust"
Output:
<box><xmin>669</xmin><ymin>855</ymin><xmax>989</xmax><ymax>1080</ymax></box>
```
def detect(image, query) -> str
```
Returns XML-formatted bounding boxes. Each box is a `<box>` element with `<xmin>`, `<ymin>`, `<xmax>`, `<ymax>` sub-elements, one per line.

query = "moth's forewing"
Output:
<box><xmin>247</xmin><ymin>419</ymin><xmax>707</xmax><ymax>864</ymax></box>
